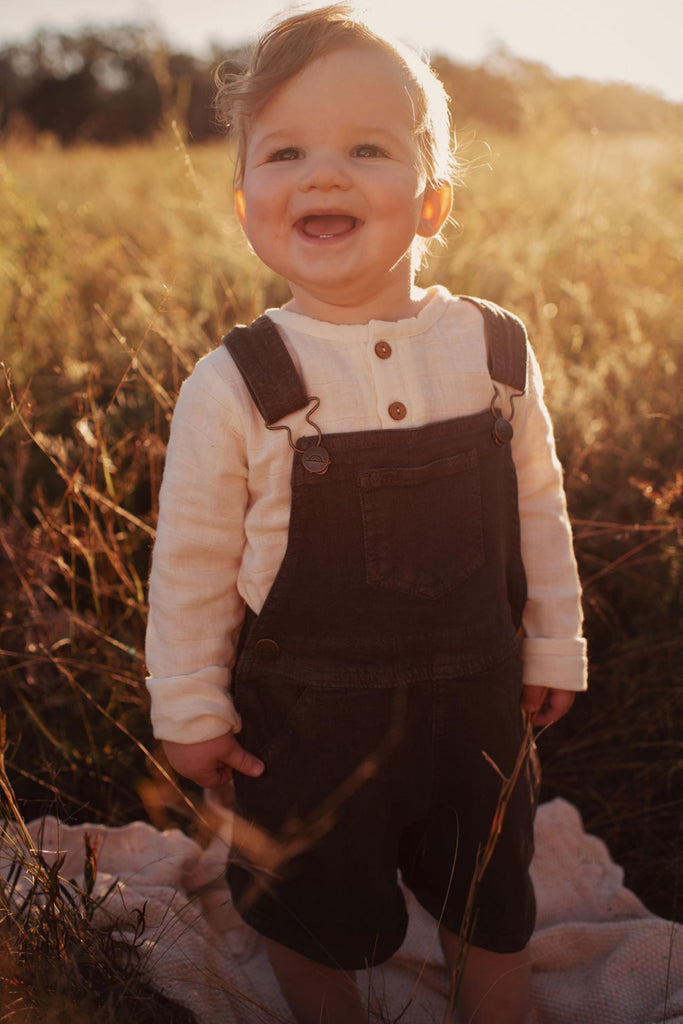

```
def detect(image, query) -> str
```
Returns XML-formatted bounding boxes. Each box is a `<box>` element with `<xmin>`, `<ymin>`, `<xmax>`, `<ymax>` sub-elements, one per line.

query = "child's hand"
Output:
<box><xmin>162</xmin><ymin>733</ymin><xmax>265</xmax><ymax>788</ymax></box>
<box><xmin>521</xmin><ymin>685</ymin><xmax>575</xmax><ymax>728</ymax></box>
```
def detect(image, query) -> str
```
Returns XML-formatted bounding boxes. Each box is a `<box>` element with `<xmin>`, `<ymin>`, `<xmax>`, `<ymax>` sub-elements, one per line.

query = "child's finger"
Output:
<box><xmin>541</xmin><ymin>689</ymin><xmax>575</xmax><ymax>724</ymax></box>
<box><xmin>520</xmin><ymin>684</ymin><xmax>548</xmax><ymax>715</ymax></box>
<box><xmin>523</xmin><ymin>687</ymin><xmax>575</xmax><ymax>727</ymax></box>
<box><xmin>162</xmin><ymin>734</ymin><xmax>264</xmax><ymax>785</ymax></box>
<box><xmin>222</xmin><ymin>735</ymin><xmax>265</xmax><ymax>778</ymax></box>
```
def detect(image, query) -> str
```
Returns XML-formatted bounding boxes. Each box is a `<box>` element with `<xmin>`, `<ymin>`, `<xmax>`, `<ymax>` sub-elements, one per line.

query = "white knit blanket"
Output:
<box><xmin>2</xmin><ymin>798</ymin><xmax>680</xmax><ymax>1023</ymax></box>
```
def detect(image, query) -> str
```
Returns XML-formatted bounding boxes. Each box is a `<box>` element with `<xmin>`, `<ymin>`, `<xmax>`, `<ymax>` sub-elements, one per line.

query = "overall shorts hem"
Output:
<box><xmin>233</xmin><ymin>899</ymin><xmax>409</xmax><ymax>971</ymax></box>
<box><xmin>411</xmin><ymin>886</ymin><xmax>536</xmax><ymax>955</ymax></box>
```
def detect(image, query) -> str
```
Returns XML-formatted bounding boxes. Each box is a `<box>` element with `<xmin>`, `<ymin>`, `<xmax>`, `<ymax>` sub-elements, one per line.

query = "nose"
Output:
<box><xmin>299</xmin><ymin>152</ymin><xmax>351</xmax><ymax>192</ymax></box>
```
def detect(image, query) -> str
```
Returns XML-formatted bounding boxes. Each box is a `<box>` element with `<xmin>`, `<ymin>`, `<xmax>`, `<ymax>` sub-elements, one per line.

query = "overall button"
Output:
<box><xmin>254</xmin><ymin>638</ymin><xmax>280</xmax><ymax>659</ymax></box>
<box><xmin>492</xmin><ymin>417</ymin><xmax>514</xmax><ymax>445</ymax></box>
<box><xmin>374</xmin><ymin>340</ymin><xmax>392</xmax><ymax>359</ymax></box>
<box><xmin>388</xmin><ymin>401</ymin><xmax>407</xmax><ymax>420</ymax></box>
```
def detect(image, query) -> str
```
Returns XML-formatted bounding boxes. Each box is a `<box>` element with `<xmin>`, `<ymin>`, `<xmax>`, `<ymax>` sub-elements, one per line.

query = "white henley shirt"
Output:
<box><xmin>145</xmin><ymin>287</ymin><xmax>587</xmax><ymax>743</ymax></box>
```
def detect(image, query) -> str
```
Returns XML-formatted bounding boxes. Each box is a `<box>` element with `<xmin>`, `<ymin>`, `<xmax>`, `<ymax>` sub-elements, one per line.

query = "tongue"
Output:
<box><xmin>302</xmin><ymin>215</ymin><xmax>356</xmax><ymax>237</ymax></box>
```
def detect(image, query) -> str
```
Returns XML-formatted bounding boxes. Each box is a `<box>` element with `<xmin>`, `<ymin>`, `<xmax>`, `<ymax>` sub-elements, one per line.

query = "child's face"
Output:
<box><xmin>235</xmin><ymin>46</ymin><xmax>451</xmax><ymax>322</ymax></box>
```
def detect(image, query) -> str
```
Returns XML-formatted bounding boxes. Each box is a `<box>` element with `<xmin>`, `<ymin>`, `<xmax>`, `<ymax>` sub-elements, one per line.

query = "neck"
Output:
<box><xmin>285</xmin><ymin>282</ymin><xmax>432</xmax><ymax>325</ymax></box>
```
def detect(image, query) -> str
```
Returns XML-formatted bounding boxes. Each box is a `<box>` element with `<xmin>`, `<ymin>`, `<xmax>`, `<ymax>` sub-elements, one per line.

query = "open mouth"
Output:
<box><xmin>297</xmin><ymin>214</ymin><xmax>359</xmax><ymax>240</ymax></box>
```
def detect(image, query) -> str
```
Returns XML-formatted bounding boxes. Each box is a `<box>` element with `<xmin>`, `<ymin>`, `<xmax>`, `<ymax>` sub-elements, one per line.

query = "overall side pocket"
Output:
<box><xmin>233</xmin><ymin>670</ymin><xmax>311</xmax><ymax>764</ymax></box>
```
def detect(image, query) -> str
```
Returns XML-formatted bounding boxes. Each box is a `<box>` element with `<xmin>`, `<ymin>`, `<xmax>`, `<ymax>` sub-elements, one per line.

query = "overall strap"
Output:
<box><xmin>460</xmin><ymin>296</ymin><xmax>528</xmax><ymax>393</ymax></box>
<box><xmin>222</xmin><ymin>315</ymin><xmax>309</xmax><ymax>425</ymax></box>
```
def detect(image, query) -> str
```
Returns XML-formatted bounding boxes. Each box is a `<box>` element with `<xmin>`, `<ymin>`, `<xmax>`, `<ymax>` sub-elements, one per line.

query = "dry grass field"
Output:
<box><xmin>1</xmin><ymin>125</ymin><xmax>682</xmax><ymax>1018</ymax></box>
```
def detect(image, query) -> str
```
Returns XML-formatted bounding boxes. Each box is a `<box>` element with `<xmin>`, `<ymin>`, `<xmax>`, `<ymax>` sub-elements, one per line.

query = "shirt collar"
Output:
<box><xmin>264</xmin><ymin>286</ymin><xmax>451</xmax><ymax>344</ymax></box>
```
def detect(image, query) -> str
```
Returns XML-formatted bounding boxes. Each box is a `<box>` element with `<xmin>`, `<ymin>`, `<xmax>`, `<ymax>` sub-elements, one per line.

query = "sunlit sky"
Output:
<box><xmin>2</xmin><ymin>0</ymin><xmax>682</xmax><ymax>102</ymax></box>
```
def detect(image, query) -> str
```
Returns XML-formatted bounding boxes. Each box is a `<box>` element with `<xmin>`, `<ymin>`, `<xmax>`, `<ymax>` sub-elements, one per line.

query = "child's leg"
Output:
<box><xmin>439</xmin><ymin>928</ymin><xmax>530</xmax><ymax>1024</ymax></box>
<box><xmin>265</xmin><ymin>938</ymin><xmax>366</xmax><ymax>1024</ymax></box>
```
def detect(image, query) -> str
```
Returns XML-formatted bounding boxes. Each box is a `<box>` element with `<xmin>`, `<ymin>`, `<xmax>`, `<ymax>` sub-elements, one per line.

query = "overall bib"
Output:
<box><xmin>223</xmin><ymin>299</ymin><xmax>538</xmax><ymax>970</ymax></box>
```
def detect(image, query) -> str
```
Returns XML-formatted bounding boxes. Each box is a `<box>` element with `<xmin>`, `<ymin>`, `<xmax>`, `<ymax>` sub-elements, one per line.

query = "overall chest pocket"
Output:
<box><xmin>359</xmin><ymin>449</ymin><xmax>485</xmax><ymax>600</ymax></box>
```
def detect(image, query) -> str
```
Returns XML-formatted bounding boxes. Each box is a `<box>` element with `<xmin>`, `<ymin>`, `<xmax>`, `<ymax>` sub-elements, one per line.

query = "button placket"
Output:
<box><xmin>371</xmin><ymin>334</ymin><xmax>406</xmax><ymax>423</ymax></box>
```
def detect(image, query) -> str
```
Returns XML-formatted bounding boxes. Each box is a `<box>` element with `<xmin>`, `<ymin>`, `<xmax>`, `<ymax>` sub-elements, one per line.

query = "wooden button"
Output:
<box><xmin>254</xmin><ymin>638</ymin><xmax>280</xmax><ymax>659</ymax></box>
<box><xmin>374</xmin><ymin>340</ymin><xmax>392</xmax><ymax>359</ymax></box>
<box><xmin>388</xmin><ymin>402</ymin><xmax>407</xmax><ymax>420</ymax></box>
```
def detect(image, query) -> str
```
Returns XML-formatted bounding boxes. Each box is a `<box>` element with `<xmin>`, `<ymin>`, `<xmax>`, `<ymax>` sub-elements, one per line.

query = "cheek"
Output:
<box><xmin>368</xmin><ymin>173</ymin><xmax>425</xmax><ymax>215</ymax></box>
<box><xmin>243</xmin><ymin>182</ymin><xmax>288</xmax><ymax>232</ymax></box>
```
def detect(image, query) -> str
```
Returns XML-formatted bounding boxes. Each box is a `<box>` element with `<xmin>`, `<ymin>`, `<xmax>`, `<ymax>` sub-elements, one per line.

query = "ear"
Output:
<box><xmin>234</xmin><ymin>187</ymin><xmax>247</xmax><ymax>230</ymax></box>
<box><xmin>417</xmin><ymin>181</ymin><xmax>452</xmax><ymax>238</ymax></box>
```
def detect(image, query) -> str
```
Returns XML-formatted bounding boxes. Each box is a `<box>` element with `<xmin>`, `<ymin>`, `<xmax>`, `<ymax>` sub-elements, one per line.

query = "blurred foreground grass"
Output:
<box><xmin>0</xmin><ymin>128</ymin><xmax>681</xmax><ymax>937</ymax></box>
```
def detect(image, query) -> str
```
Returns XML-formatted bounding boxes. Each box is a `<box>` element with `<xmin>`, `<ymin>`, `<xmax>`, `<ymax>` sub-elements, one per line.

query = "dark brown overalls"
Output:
<box><xmin>222</xmin><ymin>298</ymin><xmax>537</xmax><ymax>970</ymax></box>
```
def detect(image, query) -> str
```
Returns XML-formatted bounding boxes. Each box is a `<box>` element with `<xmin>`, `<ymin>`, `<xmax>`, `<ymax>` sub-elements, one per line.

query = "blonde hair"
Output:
<box><xmin>214</xmin><ymin>3</ymin><xmax>458</xmax><ymax>192</ymax></box>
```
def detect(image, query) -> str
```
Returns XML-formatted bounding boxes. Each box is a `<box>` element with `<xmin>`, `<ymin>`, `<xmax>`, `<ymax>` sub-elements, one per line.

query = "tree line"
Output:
<box><xmin>0</xmin><ymin>23</ymin><xmax>680</xmax><ymax>145</ymax></box>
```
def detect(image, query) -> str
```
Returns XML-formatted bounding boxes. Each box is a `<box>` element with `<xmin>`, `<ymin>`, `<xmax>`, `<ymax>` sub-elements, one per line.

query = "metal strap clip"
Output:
<box><xmin>266</xmin><ymin>397</ymin><xmax>331</xmax><ymax>474</ymax></box>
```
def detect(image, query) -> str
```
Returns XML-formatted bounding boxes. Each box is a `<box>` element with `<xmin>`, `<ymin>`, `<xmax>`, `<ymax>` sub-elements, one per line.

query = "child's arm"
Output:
<box><xmin>145</xmin><ymin>352</ymin><xmax>254</xmax><ymax>770</ymax></box>
<box><xmin>509</xmin><ymin>343</ymin><xmax>588</xmax><ymax>705</ymax></box>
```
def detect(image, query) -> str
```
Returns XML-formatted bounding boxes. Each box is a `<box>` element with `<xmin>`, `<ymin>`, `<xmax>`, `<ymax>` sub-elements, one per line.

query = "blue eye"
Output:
<box><xmin>269</xmin><ymin>147</ymin><xmax>302</xmax><ymax>161</ymax></box>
